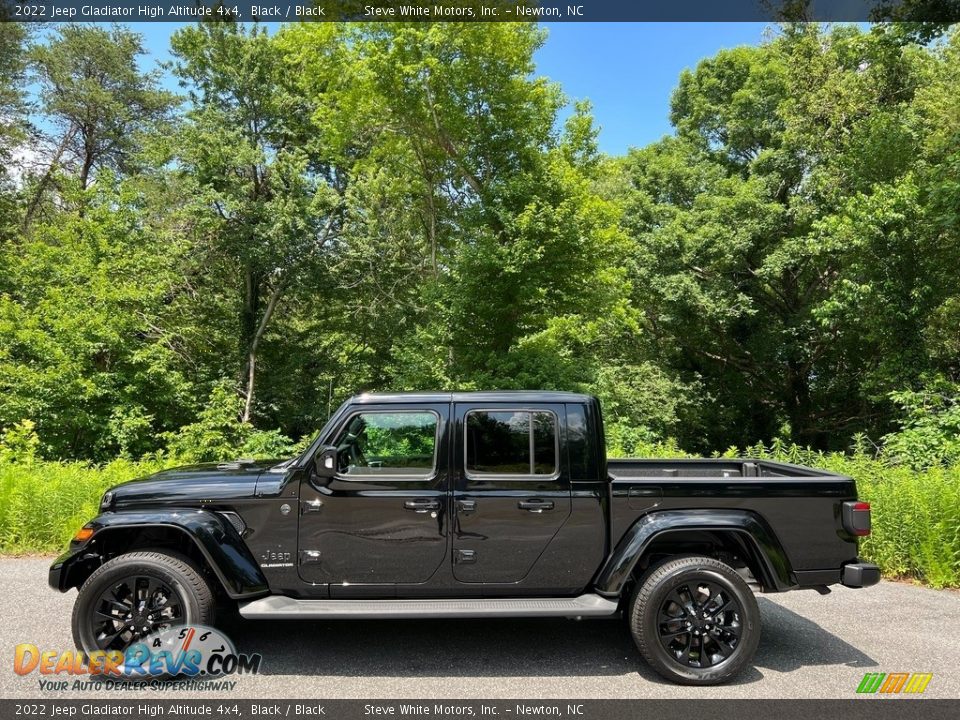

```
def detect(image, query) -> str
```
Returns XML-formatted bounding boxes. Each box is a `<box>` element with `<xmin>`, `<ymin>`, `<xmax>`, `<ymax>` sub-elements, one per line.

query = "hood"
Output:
<box><xmin>109</xmin><ymin>459</ymin><xmax>285</xmax><ymax>508</ymax></box>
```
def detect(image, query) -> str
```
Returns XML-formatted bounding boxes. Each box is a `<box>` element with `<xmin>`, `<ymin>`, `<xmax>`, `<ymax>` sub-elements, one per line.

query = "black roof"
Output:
<box><xmin>350</xmin><ymin>391</ymin><xmax>596</xmax><ymax>404</ymax></box>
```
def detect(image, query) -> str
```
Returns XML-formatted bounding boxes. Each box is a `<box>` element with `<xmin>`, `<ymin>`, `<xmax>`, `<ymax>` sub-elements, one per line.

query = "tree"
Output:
<box><xmin>282</xmin><ymin>23</ymin><xmax>632</xmax><ymax>394</ymax></box>
<box><xmin>0</xmin><ymin>180</ymin><xmax>194</xmax><ymax>459</ymax></box>
<box><xmin>26</xmin><ymin>25</ymin><xmax>175</xmax><ymax>225</ymax></box>
<box><xmin>617</xmin><ymin>24</ymin><xmax>958</xmax><ymax>450</ymax></box>
<box><xmin>170</xmin><ymin>23</ymin><xmax>345</xmax><ymax>424</ymax></box>
<box><xmin>0</xmin><ymin>24</ymin><xmax>30</xmax><ymax>240</ymax></box>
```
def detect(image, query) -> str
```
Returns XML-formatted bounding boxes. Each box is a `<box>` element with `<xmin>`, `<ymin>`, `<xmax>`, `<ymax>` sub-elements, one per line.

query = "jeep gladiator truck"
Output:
<box><xmin>50</xmin><ymin>392</ymin><xmax>878</xmax><ymax>684</ymax></box>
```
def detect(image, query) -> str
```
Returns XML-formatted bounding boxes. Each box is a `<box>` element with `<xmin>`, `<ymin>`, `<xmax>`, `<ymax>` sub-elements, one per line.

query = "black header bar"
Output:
<box><xmin>2</xmin><ymin>0</ymin><xmax>960</xmax><ymax>23</ymax></box>
<box><xmin>0</xmin><ymin>700</ymin><xmax>956</xmax><ymax>720</ymax></box>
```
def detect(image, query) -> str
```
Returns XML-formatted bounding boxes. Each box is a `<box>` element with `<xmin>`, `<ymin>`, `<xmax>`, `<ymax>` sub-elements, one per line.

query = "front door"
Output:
<box><xmin>452</xmin><ymin>403</ymin><xmax>571</xmax><ymax>584</ymax></box>
<box><xmin>298</xmin><ymin>403</ymin><xmax>450</xmax><ymax>595</ymax></box>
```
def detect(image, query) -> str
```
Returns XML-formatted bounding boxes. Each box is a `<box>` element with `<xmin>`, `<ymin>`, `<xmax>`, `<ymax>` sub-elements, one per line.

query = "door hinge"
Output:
<box><xmin>455</xmin><ymin>549</ymin><xmax>477</xmax><ymax>565</ymax></box>
<box><xmin>302</xmin><ymin>499</ymin><xmax>324</xmax><ymax>514</ymax></box>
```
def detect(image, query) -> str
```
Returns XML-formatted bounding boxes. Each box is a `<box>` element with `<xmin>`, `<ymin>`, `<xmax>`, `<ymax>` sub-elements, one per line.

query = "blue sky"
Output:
<box><xmin>135</xmin><ymin>22</ymin><xmax>774</xmax><ymax>156</ymax></box>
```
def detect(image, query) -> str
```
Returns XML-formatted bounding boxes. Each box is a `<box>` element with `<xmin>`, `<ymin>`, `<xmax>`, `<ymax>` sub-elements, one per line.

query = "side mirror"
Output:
<box><xmin>313</xmin><ymin>445</ymin><xmax>338</xmax><ymax>479</ymax></box>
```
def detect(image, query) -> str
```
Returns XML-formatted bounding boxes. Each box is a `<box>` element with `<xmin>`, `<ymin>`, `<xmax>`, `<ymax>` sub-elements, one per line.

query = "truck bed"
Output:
<box><xmin>605</xmin><ymin>457</ymin><xmax>860</xmax><ymax>586</ymax></box>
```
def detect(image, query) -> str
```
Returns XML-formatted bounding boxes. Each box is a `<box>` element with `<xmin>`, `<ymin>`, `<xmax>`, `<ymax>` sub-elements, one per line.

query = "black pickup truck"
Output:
<box><xmin>50</xmin><ymin>391</ymin><xmax>878</xmax><ymax>684</ymax></box>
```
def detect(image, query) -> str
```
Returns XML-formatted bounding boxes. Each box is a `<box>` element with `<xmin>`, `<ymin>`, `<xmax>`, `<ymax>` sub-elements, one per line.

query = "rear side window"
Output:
<box><xmin>465</xmin><ymin>410</ymin><xmax>557</xmax><ymax>476</ymax></box>
<box><xmin>335</xmin><ymin>411</ymin><xmax>438</xmax><ymax>477</ymax></box>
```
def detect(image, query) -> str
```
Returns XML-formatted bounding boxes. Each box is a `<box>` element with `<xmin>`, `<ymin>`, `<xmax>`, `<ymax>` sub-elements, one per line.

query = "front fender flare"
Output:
<box><xmin>593</xmin><ymin>509</ymin><xmax>794</xmax><ymax>596</ymax></box>
<box><xmin>49</xmin><ymin>508</ymin><xmax>269</xmax><ymax>599</ymax></box>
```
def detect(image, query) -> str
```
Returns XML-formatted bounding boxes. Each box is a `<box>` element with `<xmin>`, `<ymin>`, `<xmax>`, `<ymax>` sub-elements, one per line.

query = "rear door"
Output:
<box><xmin>298</xmin><ymin>403</ymin><xmax>450</xmax><ymax>595</ymax></box>
<box><xmin>452</xmin><ymin>402</ymin><xmax>571</xmax><ymax>584</ymax></box>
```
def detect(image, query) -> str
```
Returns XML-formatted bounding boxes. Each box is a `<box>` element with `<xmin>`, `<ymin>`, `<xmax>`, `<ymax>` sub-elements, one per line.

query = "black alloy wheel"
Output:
<box><xmin>72</xmin><ymin>551</ymin><xmax>216</xmax><ymax>656</ymax></box>
<box><xmin>629</xmin><ymin>555</ymin><xmax>760</xmax><ymax>685</ymax></box>
<box><xmin>656</xmin><ymin>580</ymin><xmax>742</xmax><ymax>668</ymax></box>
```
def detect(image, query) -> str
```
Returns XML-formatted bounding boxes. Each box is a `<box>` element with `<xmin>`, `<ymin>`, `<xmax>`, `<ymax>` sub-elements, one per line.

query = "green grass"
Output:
<box><xmin>1</xmin><ymin>444</ymin><xmax>958</xmax><ymax>588</ymax></box>
<box><xmin>0</xmin><ymin>459</ymin><xmax>172</xmax><ymax>554</ymax></box>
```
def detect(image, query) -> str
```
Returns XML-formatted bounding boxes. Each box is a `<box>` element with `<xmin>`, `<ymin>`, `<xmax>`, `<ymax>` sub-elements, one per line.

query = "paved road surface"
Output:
<box><xmin>1</xmin><ymin>558</ymin><xmax>957</xmax><ymax>699</ymax></box>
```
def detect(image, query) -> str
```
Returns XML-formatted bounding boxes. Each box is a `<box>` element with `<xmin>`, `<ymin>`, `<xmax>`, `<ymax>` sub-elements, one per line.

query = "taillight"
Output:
<box><xmin>842</xmin><ymin>501</ymin><xmax>871</xmax><ymax>536</ymax></box>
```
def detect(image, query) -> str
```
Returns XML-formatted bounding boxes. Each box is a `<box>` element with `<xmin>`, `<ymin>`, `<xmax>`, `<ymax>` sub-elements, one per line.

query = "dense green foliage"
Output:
<box><xmin>4</xmin><ymin>22</ymin><xmax>959</xmax><ymax>461</ymax></box>
<box><xmin>1</xmin><ymin>22</ymin><xmax>959</xmax><ymax>583</ymax></box>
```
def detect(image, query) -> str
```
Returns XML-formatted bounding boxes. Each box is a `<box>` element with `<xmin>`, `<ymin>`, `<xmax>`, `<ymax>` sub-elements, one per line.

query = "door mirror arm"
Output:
<box><xmin>313</xmin><ymin>445</ymin><xmax>338</xmax><ymax>479</ymax></box>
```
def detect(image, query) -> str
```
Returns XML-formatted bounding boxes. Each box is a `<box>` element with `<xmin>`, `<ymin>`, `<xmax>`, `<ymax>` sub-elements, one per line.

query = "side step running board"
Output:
<box><xmin>238</xmin><ymin>593</ymin><xmax>619</xmax><ymax>620</ymax></box>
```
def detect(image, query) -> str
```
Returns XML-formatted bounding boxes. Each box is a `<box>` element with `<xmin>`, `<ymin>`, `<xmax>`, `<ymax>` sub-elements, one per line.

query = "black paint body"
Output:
<box><xmin>50</xmin><ymin>392</ymin><xmax>871</xmax><ymax>602</ymax></box>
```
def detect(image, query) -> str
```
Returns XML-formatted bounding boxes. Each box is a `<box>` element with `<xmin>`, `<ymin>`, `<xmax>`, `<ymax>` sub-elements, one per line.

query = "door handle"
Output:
<box><xmin>457</xmin><ymin>499</ymin><xmax>477</xmax><ymax>513</ymax></box>
<box><xmin>404</xmin><ymin>499</ymin><xmax>440</xmax><ymax>513</ymax></box>
<box><xmin>518</xmin><ymin>499</ymin><xmax>554</xmax><ymax>513</ymax></box>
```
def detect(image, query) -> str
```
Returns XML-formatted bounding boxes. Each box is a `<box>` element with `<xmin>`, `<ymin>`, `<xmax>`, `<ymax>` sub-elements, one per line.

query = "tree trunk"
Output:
<box><xmin>785</xmin><ymin>358</ymin><xmax>816</xmax><ymax>447</ymax></box>
<box><xmin>239</xmin><ymin>268</ymin><xmax>260</xmax><ymax>423</ymax></box>
<box><xmin>22</xmin><ymin>125</ymin><xmax>77</xmax><ymax>232</ymax></box>
<box><xmin>241</xmin><ymin>275</ymin><xmax>286</xmax><ymax>424</ymax></box>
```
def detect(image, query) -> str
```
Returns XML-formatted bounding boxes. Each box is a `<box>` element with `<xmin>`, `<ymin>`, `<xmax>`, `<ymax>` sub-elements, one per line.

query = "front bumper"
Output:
<box><xmin>841</xmin><ymin>561</ymin><xmax>881</xmax><ymax>588</ymax></box>
<box><xmin>48</xmin><ymin>554</ymin><xmax>65</xmax><ymax>591</ymax></box>
<box><xmin>48</xmin><ymin>546</ymin><xmax>99</xmax><ymax>592</ymax></box>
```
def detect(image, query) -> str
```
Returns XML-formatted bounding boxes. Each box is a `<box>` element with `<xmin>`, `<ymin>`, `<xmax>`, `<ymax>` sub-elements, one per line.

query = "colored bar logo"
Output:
<box><xmin>857</xmin><ymin>672</ymin><xmax>932</xmax><ymax>694</ymax></box>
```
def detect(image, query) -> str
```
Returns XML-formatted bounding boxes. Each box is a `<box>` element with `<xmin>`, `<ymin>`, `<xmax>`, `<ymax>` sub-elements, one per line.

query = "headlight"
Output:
<box><xmin>100</xmin><ymin>491</ymin><xmax>114</xmax><ymax>510</ymax></box>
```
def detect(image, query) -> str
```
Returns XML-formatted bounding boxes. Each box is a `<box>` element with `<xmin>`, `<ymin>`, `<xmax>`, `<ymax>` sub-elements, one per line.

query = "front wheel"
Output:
<box><xmin>629</xmin><ymin>555</ymin><xmax>760</xmax><ymax>685</ymax></box>
<box><xmin>72</xmin><ymin>551</ymin><xmax>216</xmax><ymax>656</ymax></box>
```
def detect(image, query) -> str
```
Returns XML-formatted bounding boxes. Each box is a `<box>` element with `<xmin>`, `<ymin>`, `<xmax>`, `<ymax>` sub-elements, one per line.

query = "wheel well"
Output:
<box><xmin>622</xmin><ymin>529</ymin><xmax>772</xmax><ymax>601</ymax></box>
<box><xmin>71</xmin><ymin>526</ymin><xmax>231</xmax><ymax>603</ymax></box>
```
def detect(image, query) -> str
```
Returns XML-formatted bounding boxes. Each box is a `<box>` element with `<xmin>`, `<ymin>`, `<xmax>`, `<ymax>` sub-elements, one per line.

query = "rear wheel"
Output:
<box><xmin>72</xmin><ymin>551</ymin><xmax>216</xmax><ymax>655</ymax></box>
<box><xmin>629</xmin><ymin>555</ymin><xmax>760</xmax><ymax>685</ymax></box>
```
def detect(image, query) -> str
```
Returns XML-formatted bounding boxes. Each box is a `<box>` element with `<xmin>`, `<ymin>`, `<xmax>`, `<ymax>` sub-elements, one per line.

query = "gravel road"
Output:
<box><xmin>1</xmin><ymin>557</ymin><xmax>957</xmax><ymax>699</ymax></box>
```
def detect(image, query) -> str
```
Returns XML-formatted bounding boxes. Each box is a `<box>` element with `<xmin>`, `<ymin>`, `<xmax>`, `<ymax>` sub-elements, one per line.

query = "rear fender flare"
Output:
<box><xmin>593</xmin><ymin>509</ymin><xmax>793</xmax><ymax>596</ymax></box>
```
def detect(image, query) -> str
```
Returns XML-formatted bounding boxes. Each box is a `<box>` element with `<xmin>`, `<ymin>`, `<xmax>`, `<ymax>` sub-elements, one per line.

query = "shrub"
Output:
<box><xmin>881</xmin><ymin>382</ymin><xmax>960</xmax><ymax>469</ymax></box>
<box><xmin>0</xmin><ymin>420</ymin><xmax>41</xmax><ymax>464</ymax></box>
<box><xmin>162</xmin><ymin>382</ymin><xmax>296</xmax><ymax>462</ymax></box>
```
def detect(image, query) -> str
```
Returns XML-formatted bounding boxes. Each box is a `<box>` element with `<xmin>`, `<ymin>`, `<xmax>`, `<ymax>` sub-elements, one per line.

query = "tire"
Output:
<box><xmin>72</xmin><ymin>551</ymin><xmax>216</xmax><ymax>656</ymax></box>
<box><xmin>629</xmin><ymin>555</ymin><xmax>760</xmax><ymax>685</ymax></box>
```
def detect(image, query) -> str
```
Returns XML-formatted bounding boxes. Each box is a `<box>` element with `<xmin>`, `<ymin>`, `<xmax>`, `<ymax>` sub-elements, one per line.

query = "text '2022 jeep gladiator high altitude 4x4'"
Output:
<box><xmin>50</xmin><ymin>392</ymin><xmax>879</xmax><ymax>684</ymax></box>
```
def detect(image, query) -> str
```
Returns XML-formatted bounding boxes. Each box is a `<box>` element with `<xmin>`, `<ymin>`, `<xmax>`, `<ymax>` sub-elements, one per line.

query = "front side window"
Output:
<box><xmin>335</xmin><ymin>411</ymin><xmax>438</xmax><ymax>477</ymax></box>
<box><xmin>466</xmin><ymin>410</ymin><xmax>557</xmax><ymax>476</ymax></box>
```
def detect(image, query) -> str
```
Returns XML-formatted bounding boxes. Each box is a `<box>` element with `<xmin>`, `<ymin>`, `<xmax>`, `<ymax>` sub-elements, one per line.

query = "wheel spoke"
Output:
<box><xmin>109</xmin><ymin>583</ymin><xmax>131</xmax><ymax>604</ymax></box>
<box><xmin>658</xmin><ymin>611</ymin><xmax>686</xmax><ymax>627</ymax></box>
<box><xmin>715</xmin><ymin>601</ymin><xmax>734</xmax><ymax>618</ymax></box>
<box><xmin>144</xmin><ymin>577</ymin><xmax>159</xmax><ymax>604</ymax></box>
<box><xmin>83</xmin><ymin>571</ymin><xmax>184</xmax><ymax>654</ymax></box>
<box><xmin>714</xmin><ymin>635</ymin><xmax>736</xmax><ymax>657</ymax></box>
<box><xmin>697</xmin><ymin>636</ymin><xmax>712</xmax><ymax>667</ymax></box>
<box><xmin>104</xmin><ymin>598</ymin><xmax>131</xmax><ymax>613</ymax></box>
<box><xmin>95</xmin><ymin>625</ymin><xmax>127</xmax><ymax>651</ymax></box>
<box><xmin>669</xmin><ymin>587</ymin><xmax>698</xmax><ymax>618</ymax></box>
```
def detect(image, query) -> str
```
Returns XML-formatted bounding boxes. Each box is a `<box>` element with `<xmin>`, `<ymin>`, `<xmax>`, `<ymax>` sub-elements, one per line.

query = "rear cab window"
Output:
<box><xmin>465</xmin><ymin>409</ymin><xmax>558</xmax><ymax>477</ymax></box>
